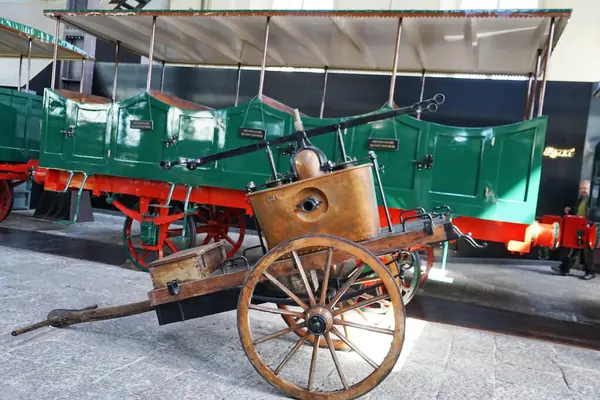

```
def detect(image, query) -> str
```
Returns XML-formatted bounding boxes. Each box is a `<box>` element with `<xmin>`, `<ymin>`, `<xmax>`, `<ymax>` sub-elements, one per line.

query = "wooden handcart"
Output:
<box><xmin>12</xmin><ymin>95</ymin><xmax>483</xmax><ymax>399</ymax></box>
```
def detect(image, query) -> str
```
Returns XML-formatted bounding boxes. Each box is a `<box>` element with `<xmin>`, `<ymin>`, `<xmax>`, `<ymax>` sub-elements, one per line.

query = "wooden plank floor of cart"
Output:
<box><xmin>1</xmin><ymin>209</ymin><xmax>600</xmax><ymax>399</ymax></box>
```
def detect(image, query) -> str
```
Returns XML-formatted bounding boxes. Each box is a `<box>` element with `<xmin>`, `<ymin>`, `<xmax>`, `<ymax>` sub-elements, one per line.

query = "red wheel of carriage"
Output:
<box><xmin>0</xmin><ymin>180</ymin><xmax>14</xmax><ymax>223</ymax></box>
<box><xmin>194</xmin><ymin>205</ymin><xmax>246</xmax><ymax>258</ymax></box>
<box><xmin>123</xmin><ymin>198</ymin><xmax>196</xmax><ymax>272</ymax></box>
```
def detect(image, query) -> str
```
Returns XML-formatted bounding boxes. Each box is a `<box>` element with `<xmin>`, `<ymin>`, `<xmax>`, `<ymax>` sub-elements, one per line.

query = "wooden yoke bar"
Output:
<box><xmin>147</xmin><ymin>220</ymin><xmax>455</xmax><ymax>306</ymax></box>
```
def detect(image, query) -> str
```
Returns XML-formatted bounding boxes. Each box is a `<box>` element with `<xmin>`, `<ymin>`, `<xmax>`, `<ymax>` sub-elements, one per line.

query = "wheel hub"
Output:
<box><xmin>305</xmin><ymin>305</ymin><xmax>333</xmax><ymax>336</ymax></box>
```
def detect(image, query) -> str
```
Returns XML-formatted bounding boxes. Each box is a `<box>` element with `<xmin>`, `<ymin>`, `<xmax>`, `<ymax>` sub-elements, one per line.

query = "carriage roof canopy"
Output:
<box><xmin>43</xmin><ymin>9</ymin><xmax>570</xmax><ymax>76</ymax></box>
<box><xmin>0</xmin><ymin>16</ymin><xmax>92</xmax><ymax>60</ymax></box>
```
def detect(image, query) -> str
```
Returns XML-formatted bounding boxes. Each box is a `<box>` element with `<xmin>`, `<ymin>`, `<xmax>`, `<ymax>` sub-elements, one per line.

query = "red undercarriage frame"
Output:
<box><xmin>0</xmin><ymin>162</ymin><xmax>588</xmax><ymax>269</ymax></box>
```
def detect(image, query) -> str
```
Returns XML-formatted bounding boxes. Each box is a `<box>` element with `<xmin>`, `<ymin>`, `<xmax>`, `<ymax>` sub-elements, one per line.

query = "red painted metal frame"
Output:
<box><xmin>0</xmin><ymin>159</ymin><xmax>38</xmax><ymax>181</ymax></box>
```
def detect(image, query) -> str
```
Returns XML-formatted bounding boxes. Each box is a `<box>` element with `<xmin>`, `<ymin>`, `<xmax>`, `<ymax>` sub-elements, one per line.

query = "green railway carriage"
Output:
<box><xmin>0</xmin><ymin>88</ymin><xmax>42</xmax><ymax>164</ymax></box>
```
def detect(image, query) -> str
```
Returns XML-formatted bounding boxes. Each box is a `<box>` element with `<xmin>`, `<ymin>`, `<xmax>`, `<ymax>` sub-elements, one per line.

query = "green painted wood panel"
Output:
<box><xmin>0</xmin><ymin>88</ymin><xmax>42</xmax><ymax>163</ymax></box>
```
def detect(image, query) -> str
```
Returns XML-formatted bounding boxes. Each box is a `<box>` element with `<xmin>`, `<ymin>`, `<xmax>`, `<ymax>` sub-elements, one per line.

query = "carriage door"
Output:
<box><xmin>347</xmin><ymin>115</ymin><xmax>430</xmax><ymax>212</ymax></box>
<box><xmin>67</xmin><ymin>102</ymin><xmax>111</xmax><ymax>169</ymax></box>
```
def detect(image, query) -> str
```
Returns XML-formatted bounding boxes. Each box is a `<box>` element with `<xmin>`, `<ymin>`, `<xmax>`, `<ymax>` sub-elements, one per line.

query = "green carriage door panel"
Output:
<box><xmin>347</xmin><ymin>115</ymin><xmax>427</xmax><ymax>211</ymax></box>
<box><xmin>220</xmin><ymin>103</ymin><xmax>291</xmax><ymax>183</ymax></box>
<box><xmin>485</xmin><ymin>125</ymin><xmax>543</xmax><ymax>223</ymax></box>
<box><xmin>69</xmin><ymin>104</ymin><xmax>110</xmax><ymax>165</ymax></box>
<box><xmin>112</xmin><ymin>95</ymin><xmax>170</xmax><ymax>178</ymax></box>
<box><xmin>41</xmin><ymin>92</ymin><xmax>68</xmax><ymax>159</ymax></box>
<box><xmin>26</xmin><ymin>97</ymin><xmax>43</xmax><ymax>160</ymax></box>
<box><xmin>0</xmin><ymin>93</ymin><xmax>21</xmax><ymax>160</ymax></box>
<box><xmin>426</xmin><ymin>127</ymin><xmax>493</xmax><ymax>217</ymax></box>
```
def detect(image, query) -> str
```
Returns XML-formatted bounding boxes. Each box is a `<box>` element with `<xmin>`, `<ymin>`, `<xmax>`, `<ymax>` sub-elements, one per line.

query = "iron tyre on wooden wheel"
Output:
<box><xmin>237</xmin><ymin>234</ymin><xmax>405</xmax><ymax>400</ymax></box>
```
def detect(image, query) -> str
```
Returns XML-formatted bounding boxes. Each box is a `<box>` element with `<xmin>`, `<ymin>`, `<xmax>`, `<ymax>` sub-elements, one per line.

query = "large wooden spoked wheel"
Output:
<box><xmin>238</xmin><ymin>234</ymin><xmax>405</xmax><ymax>399</ymax></box>
<box><xmin>123</xmin><ymin>199</ymin><xmax>196</xmax><ymax>272</ymax></box>
<box><xmin>0</xmin><ymin>180</ymin><xmax>14</xmax><ymax>223</ymax></box>
<box><xmin>194</xmin><ymin>205</ymin><xmax>246</xmax><ymax>258</ymax></box>
<box><xmin>278</xmin><ymin>250</ymin><xmax>420</xmax><ymax>350</ymax></box>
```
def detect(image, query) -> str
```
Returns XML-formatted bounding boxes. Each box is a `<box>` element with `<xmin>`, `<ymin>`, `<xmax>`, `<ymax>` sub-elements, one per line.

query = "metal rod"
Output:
<box><xmin>50</xmin><ymin>16</ymin><xmax>61</xmax><ymax>90</ymax></box>
<box><xmin>417</xmin><ymin>70</ymin><xmax>426</xmax><ymax>119</ymax></box>
<box><xmin>146</xmin><ymin>16</ymin><xmax>157</xmax><ymax>92</ymax></box>
<box><xmin>319</xmin><ymin>66</ymin><xmax>329</xmax><ymax>118</ymax></box>
<box><xmin>160</xmin><ymin>60</ymin><xmax>166</xmax><ymax>91</ymax></box>
<box><xmin>26</xmin><ymin>38</ymin><xmax>32</xmax><ymax>91</ymax></box>
<box><xmin>112</xmin><ymin>41</ymin><xmax>120</xmax><ymax>102</ymax></box>
<box><xmin>387</xmin><ymin>17</ymin><xmax>403</xmax><ymax>107</ymax></box>
<box><xmin>336</xmin><ymin>128</ymin><xmax>348</xmax><ymax>162</ymax></box>
<box><xmin>528</xmin><ymin>49</ymin><xmax>542</xmax><ymax>120</ymax></box>
<box><xmin>235</xmin><ymin>62</ymin><xmax>242</xmax><ymax>106</ymax></box>
<box><xmin>537</xmin><ymin>17</ymin><xmax>556</xmax><ymax>118</ymax></box>
<box><xmin>369</xmin><ymin>152</ymin><xmax>393</xmax><ymax>233</ymax></box>
<box><xmin>79</xmin><ymin>59</ymin><xmax>85</xmax><ymax>93</ymax></box>
<box><xmin>18</xmin><ymin>55</ymin><xmax>23</xmax><ymax>91</ymax></box>
<box><xmin>523</xmin><ymin>72</ymin><xmax>533</xmax><ymax>120</ymax></box>
<box><xmin>258</xmin><ymin>16</ymin><xmax>271</xmax><ymax>100</ymax></box>
<box><xmin>265</xmin><ymin>144</ymin><xmax>278</xmax><ymax>180</ymax></box>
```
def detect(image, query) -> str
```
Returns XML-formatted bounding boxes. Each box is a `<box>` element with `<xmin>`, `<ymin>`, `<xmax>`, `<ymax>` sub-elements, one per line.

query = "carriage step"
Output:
<box><xmin>32</xmin><ymin>190</ymin><xmax>94</xmax><ymax>223</ymax></box>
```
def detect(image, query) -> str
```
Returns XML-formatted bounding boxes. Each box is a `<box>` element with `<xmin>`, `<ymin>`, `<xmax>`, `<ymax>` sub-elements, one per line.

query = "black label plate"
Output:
<box><xmin>239</xmin><ymin>127</ymin><xmax>266</xmax><ymax>139</ymax></box>
<box><xmin>368</xmin><ymin>138</ymin><xmax>399</xmax><ymax>151</ymax></box>
<box><xmin>130</xmin><ymin>120</ymin><xmax>154</xmax><ymax>130</ymax></box>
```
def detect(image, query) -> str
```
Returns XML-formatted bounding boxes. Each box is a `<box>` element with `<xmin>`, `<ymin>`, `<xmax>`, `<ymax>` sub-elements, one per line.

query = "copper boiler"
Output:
<box><xmin>248</xmin><ymin>164</ymin><xmax>381</xmax><ymax>249</ymax></box>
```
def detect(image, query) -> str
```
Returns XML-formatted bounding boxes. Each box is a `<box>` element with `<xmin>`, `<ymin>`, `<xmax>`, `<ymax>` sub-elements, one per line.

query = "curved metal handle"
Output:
<box><xmin>453</xmin><ymin>226</ymin><xmax>487</xmax><ymax>249</ymax></box>
<box><xmin>402</xmin><ymin>213</ymin><xmax>433</xmax><ymax>232</ymax></box>
<box><xmin>399</xmin><ymin>208</ymin><xmax>426</xmax><ymax>223</ymax></box>
<box><xmin>61</xmin><ymin>126</ymin><xmax>75</xmax><ymax>137</ymax></box>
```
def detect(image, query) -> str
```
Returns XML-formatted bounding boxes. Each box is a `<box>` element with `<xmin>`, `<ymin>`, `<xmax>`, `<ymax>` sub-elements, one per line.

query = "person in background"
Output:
<box><xmin>552</xmin><ymin>180</ymin><xmax>596</xmax><ymax>280</ymax></box>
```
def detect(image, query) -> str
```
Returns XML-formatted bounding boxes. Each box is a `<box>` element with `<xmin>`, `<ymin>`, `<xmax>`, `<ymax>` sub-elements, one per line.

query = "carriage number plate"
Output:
<box><xmin>368</xmin><ymin>138</ymin><xmax>399</xmax><ymax>151</ymax></box>
<box><xmin>239</xmin><ymin>127</ymin><xmax>266</xmax><ymax>139</ymax></box>
<box><xmin>130</xmin><ymin>120</ymin><xmax>154</xmax><ymax>130</ymax></box>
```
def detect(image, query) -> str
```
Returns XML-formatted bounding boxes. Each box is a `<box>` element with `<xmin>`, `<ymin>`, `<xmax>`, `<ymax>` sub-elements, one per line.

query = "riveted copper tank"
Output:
<box><xmin>248</xmin><ymin>163</ymin><xmax>381</xmax><ymax>248</ymax></box>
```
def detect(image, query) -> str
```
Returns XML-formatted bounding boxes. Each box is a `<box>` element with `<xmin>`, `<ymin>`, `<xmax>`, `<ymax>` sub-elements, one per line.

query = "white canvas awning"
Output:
<box><xmin>44</xmin><ymin>8</ymin><xmax>570</xmax><ymax>77</ymax></box>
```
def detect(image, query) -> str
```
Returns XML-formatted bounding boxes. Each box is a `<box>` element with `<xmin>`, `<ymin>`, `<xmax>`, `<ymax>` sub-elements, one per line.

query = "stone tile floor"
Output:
<box><xmin>0</xmin><ymin>211</ymin><xmax>599</xmax><ymax>399</ymax></box>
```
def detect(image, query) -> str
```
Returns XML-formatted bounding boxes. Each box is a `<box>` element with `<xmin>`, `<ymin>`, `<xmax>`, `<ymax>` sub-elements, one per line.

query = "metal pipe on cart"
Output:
<box><xmin>319</xmin><ymin>66</ymin><xmax>329</xmax><ymax>118</ymax></box>
<box><xmin>528</xmin><ymin>49</ymin><xmax>542</xmax><ymax>120</ymax></box>
<box><xmin>258</xmin><ymin>17</ymin><xmax>271</xmax><ymax>100</ymax></box>
<box><xmin>537</xmin><ymin>17</ymin><xmax>556</xmax><ymax>117</ymax></box>
<box><xmin>112</xmin><ymin>41</ymin><xmax>120</xmax><ymax>102</ymax></box>
<box><xmin>336</xmin><ymin>128</ymin><xmax>348</xmax><ymax>161</ymax></box>
<box><xmin>50</xmin><ymin>16</ymin><xmax>61</xmax><ymax>90</ymax></box>
<box><xmin>26</xmin><ymin>38</ymin><xmax>32</xmax><ymax>92</ymax></box>
<box><xmin>417</xmin><ymin>70</ymin><xmax>426</xmax><ymax>119</ymax></box>
<box><xmin>146</xmin><ymin>16</ymin><xmax>157</xmax><ymax>93</ymax></box>
<box><xmin>523</xmin><ymin>72</ymin><xmax>533</xmax><ymax>120</ymax></box>
<box><xmin>265</xmin><ymin>144</ymin><xmax>278</xmax><ymax>181</ymax></box>
<box><xmin>234</xmin><ymin>63</ymin><xmax>242</xmax><ymax>106</ymax></box>
<box><xmin>387</xmin><ymin>17</ymin><xmax>403</xmax><ymax>107</ymax></box>
<box><xmin>369</xmin><ymin>151</ymin><xmax>393</xmax><ymax>233</ymax></box>
<box><xmin>160</xmin><ymin>60</ymin><xmax>166</xmax><ymax>92</ymax></box>
<box><xmin>79</xmin><ymin>59</ymin><xmax>85</xmax><ymax>93</ymax></box>
<box><xmin>18</xmin><ymin>55</ymin><xmax>22</xmax><ymax>91</ymax></box>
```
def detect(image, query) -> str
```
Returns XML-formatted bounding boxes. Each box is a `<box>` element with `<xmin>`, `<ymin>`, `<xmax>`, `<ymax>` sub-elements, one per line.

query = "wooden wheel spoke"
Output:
<box><xmin>274</xmin><ymin>332</ymin><xmax>310</xmax><ymax>375</ymax></box>
<box><xmin>292</xmin><ymin>251</ymin><xmax>316</xmax><ymax>306</ymax></box>
<box><xmin>308</xmin><ymin>337</ymin><xmax>319</xmax><ymax>391</ymax></box>
<box><xmin>249</xmin><ymin>304</ymin><xmax>304</xmax><ymax>318</ymax></box>
<box><xmin>223</xmin><ymin>234</ymin><xmax>236</xmax><ymax>246</ymax></box>
<box><xmin>319</xmin><ymin>248</ymin><xmax>333</xmax><ymax>305</ymax></box>
<box><xmin>138</xmin><ymin>250</ymin><xmax>150</xmax><ymax>263</ymax></box>
<box><xmin>334</xmin><ymin>318</ymin><xmax>394</xmax><ymax>336</ymax></box>
<box><xmin>263</xmin><ymin>271</ymin><xmax>309</xmax><ymax>311</ymax></box>
<box><xmin>330</xmin><ymin>326</ymin><xmax>379</xmax><ymax>369</ymax></box>
<box><xmin>327</xmin><ymin>263</ymin><xmax>367</xmax><ymax>309</ymax></box>
<box><xmin>164</xmin><ymin>240</ymin><xmax>178</xmax><ymax>253</ymax></box>
<box><xmin>325</xmin><ymin>333</ymin><xmax>349</xmax><ymax>390</ymax></box>
<box><xmin>333</xmin><ymin>294</ymin><xmax>390</xmax><ymax>316</ymax></box>
<box><xmin>347</xmin><ymin>299</ymin><xmax>370</xmax><ymax>322</ymax></box>
<box><xmin>253</xmin><ymin>322</ymin><xmax>305</xmax><ymax>345</ymax></box>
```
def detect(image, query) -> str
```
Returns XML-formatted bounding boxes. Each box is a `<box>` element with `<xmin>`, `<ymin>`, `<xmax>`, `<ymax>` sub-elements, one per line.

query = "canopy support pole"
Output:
<box><xmin>387</xmin><ymin>17</ymin><xmax>403</xmax><ymax>107</ymax></box>
<box><xmin>523</xmin><ymin>72</ymin><xmax>533</xmax><ymax>120</ymax></box>
<box><xmin>234</xmin><ymin>62</ymin><xmax>242</xmax><ymax>106</ymax></box>
<box><xmin>51</xmin><ymin>16</ymin><xmax>61</xmax><ymax>90</ymax></box>
<box><xmin>417</xmin><ymin>70</ymin><xmax>426</xmax><ymax>119</ymax></box>
<box><xmin>18</xmin><ymin>55</ymin><xmax>23</xmax><ymax>91</ymax></box>
<box><xmin>26</xmin><ymin>38</ymin><xmax>32</xmax><ymax>92</ymax></box>
<box><xmin>528</xmin><ymin>49</ymin><xmax>542</xmax><ymax>120</ymax></box>
<box><xmin>160</xmin><ymin>61</ymin><xmax>166</xmax><ymax>92</ymax></box>
<box><xmin>258</xmin><ymin>16</ymin><xmax>271</xmax><ymax>101</ymax></box>
<box><xmin>537</xmin><ymin>17</ymin><xmax>556</xmax><ymax>118</ymax></box>
<box><xmin>146</xmin><ymin>16</ymin><xmax>157</xmax><ymax>93</ymax></box>
<box><xmin>79</xmin><ymin>59</ymin><xmax>85</xmax><ymax>93</ymax></box>
<box><xmin>319</xmin><ymin>66</ymin><xmax>329</xmax><ymax>118</ymax></box>
<box><xmin>112</xmin><ymin>41</ymin><xmax>120</xmax><ymax>102</ymax></box>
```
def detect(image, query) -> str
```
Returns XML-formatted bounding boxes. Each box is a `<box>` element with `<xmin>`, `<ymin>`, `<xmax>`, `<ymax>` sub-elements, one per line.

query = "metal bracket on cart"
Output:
<box><xmin>453</xmin><ymin>226</ymin><xmax>488</xmax><ymax>249</ymax></box>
